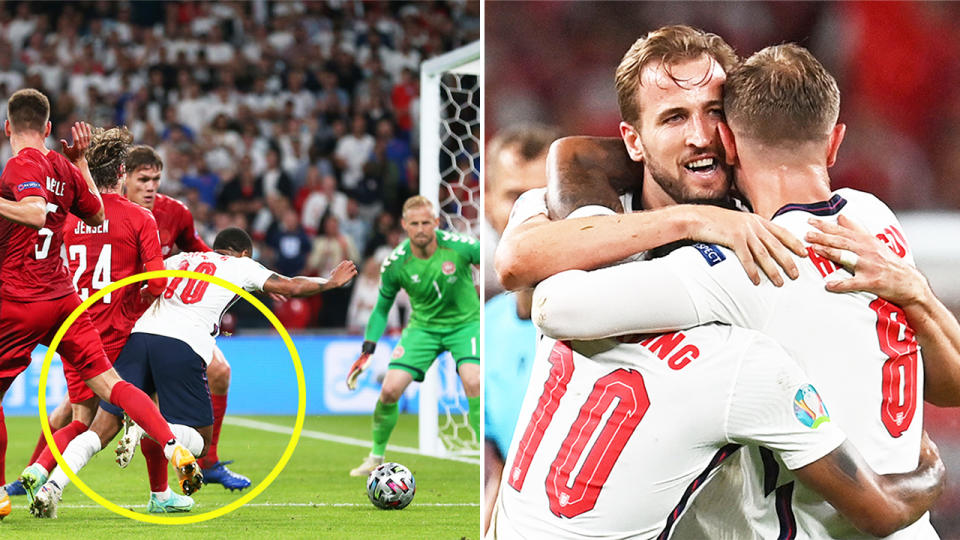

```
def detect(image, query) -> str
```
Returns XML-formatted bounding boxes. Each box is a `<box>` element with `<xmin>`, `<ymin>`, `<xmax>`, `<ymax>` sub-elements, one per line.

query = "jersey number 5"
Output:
<box><xmin>508</xmin><ymin>341</ymin><xmax>649</xmax><ymax>518</ymax></box>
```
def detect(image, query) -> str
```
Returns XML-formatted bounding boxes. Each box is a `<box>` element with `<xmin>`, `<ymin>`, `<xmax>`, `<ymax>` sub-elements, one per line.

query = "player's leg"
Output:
<box><xmin>26</xmin><ymin>396</ymin><xmax>71</xmax><ymax>470</ymax></box>
<box><xmin>350</xmin><ymin>327</ymin><xmax>439</xmax><ymax>476</ymax></box>
<box><xmin>198</xmin><ymin>346</ymin><xmax>250</xmax><ymax>491</ymax></box>
<box><xmin>444</xmin><ymin>321</ymin><xmax>481</xmax><ymax>436</ymax></box>
<box><xmin>31</xmin><ymin>407</ymin><xmax>124</xmax><ymax>518</ymax></box>
<box><xmin>20</xmin><ymin>360</ymin><xmax>99</xmax><ymax>501</ymax></box>
<box><xmin>0</xmin><ymin>382</ymin><xmax>13</xmax><ymax>521</ymax></box>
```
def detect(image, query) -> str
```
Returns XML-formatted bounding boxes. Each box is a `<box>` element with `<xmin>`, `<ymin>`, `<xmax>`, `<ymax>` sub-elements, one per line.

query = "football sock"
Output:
<box><xmin>142</xmin><ymin>437</ymin><xmax>168</xmax><ymax>493</ymax></box>
<box><xmin>36</xmin><ymin>420</ymin><xmax>88</xmax><ymax>473</ymax></box>
<box><xmin>467</xmin><ymin>395</ymin><xmax>480</xmax><ymax>437</ymax></box>
<box><xmin>371</xmin><ymin>400</ymin><xmax>399</xmax><ymax>457</ymax></box>
<box><xmin>152</xmin><ymin>486</ymin><xmax>172</xmax><ymax>503</ymax></box>
<box><xmin>28</xmin><ymin>419</ymin><xmax>54</xmax><ymax>465</ymax></box>
<box><xmin>109</xmin><ymin>381</ymin><xmax>175</xmax><ymax>448</ymax></box>
<box><xmin>48</xmin><ymin>431</ymin><xmax>101</xmax><ymax>490</ymax></box>
<box><xmin>0</xmin><ymin>406</ymin><xmax>6</xmax><ymax>484</ymax></box>
<box><xmin>199</xmin><ymin>393</ymin><xmax>227</xmax><ymax>469</ymax></box>
<box><xmin>168</xmin><ymin>424</ymin><xmax>204</xmax><ymax>457</ymax></box>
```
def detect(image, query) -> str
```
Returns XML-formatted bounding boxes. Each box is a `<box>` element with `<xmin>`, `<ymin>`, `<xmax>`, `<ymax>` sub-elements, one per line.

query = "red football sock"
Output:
<box><xmin>0</xmin><ymin>406</ymin><xmax>6</xmax><ymax>484</ymax></box>
<box><xmin>141</xmin><ymin>437</ymin><xmax>168</xmax><ymax>493</ymax></box>
<box><xmin>109</xmin><ymin>381</ymin><xmax>175</xmax><ymax>445</ymax></box>
<box><xmin>36</xmin><ymin>420</ymin><xmax>88</xmax><ymax>473</ymax></box>
<box><xmin>199</xmin><ymin>393</ymin><xmax>227</xmax><ymax>468</ymax></box>
<box><xmin>28</xmin><ymin>423</ymin><xmax>51</xmax><ymax>465</ymax></box>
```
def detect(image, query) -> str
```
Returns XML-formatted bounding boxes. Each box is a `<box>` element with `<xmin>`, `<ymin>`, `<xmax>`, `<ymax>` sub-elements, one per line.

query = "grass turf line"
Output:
<box><xmin>1</xmin><ymin>414</ymin><xmax>481</xmax><ymax>539</ymax></box>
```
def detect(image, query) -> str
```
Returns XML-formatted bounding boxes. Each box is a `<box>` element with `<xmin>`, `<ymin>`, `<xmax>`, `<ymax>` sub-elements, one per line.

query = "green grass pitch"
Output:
<box><xmin>1</xmin><ymin>414</ymin><xmax>481</xmax><ymax>539</ymax></box>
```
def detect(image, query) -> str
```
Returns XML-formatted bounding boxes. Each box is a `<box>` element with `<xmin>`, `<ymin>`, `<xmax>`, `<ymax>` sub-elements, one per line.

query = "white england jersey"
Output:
<box><xmin>490</xmin><ymin>324</ymin><xmax>844</xmax><ymax>540</ymax></box>
<box><xmin>534</xmin><ymin>188</ymin><xmax>933</xmax><ymax>539</ymax></box>
<box><xmin>132</xmin><ymin>252</ymin><xmax>274</xmax><ymax>363</ymax></box>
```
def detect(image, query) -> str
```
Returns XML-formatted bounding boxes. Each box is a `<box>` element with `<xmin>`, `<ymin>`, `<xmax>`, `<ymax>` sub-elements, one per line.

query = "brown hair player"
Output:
<box><xmin>120</xmin><ymin>145</ymin><xmax>250</xmax><ymax>491</ymax></box>
<box><xmin>0</xmin><ymin>89</ymin><xmax>200</xmax><ymax>519</ymax></box>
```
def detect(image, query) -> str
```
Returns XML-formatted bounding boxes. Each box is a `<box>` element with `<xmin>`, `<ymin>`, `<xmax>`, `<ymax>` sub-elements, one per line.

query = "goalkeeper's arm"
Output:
<box><xmin>361</xmin><ymin>290</ymin><xmax>397</xmax><ymax>353</ymax></box>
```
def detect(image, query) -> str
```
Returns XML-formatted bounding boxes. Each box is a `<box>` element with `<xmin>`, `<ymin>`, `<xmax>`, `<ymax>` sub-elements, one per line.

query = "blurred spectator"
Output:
<box><xmin>340</xmin><ymin>197</ymin><xmax>371</xmax><ymax>257</ymax></box>
<box><xmin>306</xmin><ymin>213</ymin><xmax>359</xmax><ymax>327</ymax></box>
<box><xmin>258</xmin><ymin>147</ymin><xmax>295</xmax><ymax>201</ymax></box>
<box><xmin>266</xmin><ymin>208</ymin><xmax>312</xmax><ymax>277</ymax></box>
<box><xmin>346</xmin><ymin>256</ymin><xmax>409</xmax><ymax>334</ymax></box>
<box><xmin>334</xmin><ymin>113</ymin><xmax>375</xmax><ymax>193</ymax></box>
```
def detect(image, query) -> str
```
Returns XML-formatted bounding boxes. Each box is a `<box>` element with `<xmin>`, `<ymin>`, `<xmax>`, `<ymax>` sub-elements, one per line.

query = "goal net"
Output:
<box><xmin>418</xmin><ymin>41</ymin><xmax>480</xmax><ymax>457</ymax></box>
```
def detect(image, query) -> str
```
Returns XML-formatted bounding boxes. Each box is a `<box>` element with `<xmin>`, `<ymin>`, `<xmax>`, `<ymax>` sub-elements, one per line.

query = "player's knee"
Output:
<box><xmin>208</xmin><ymin>359</ymin><xmax>231</xmax><ymax>395</ymax></box>
<box><xmin>380</xmin><ymin>386</ymin><xmax>404</xmax><ymax>404</ymax></box>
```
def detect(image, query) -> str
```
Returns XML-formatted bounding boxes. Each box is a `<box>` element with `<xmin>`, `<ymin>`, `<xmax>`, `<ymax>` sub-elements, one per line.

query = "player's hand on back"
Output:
<box><xmin>60</xmin><ymin>121</ymin><xmax>93</xmax><ymax>163</ymax></box>
<box><xmin>683</xmin><ymin>204</ymin><xmax>805</xmax><ymax>287</ymax></box>
<box><xmin>806</xmin><ymin>215</ymin><xmax>928</xmax><ymax>306</ymax></box>
<box><xmin>328</xmin><ymin>260</ymin><xmax>358</xmax><ymax>288</ymax></box>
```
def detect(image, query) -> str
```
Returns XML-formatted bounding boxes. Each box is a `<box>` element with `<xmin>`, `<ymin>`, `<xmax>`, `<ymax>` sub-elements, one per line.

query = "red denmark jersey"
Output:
<box><xmin>152</xmin><ymin>193</ymin><xmax>210</xmax><ymax>256</ymax></box>
<box><xmin>0</xmin><ymin>147</ymin><xmax>101</xmax><ymax>301</ymax></box>
<box><xmin>63</xmin><ymin>193</ymin><xmax>162</xmax><ymax>351</ymax></box>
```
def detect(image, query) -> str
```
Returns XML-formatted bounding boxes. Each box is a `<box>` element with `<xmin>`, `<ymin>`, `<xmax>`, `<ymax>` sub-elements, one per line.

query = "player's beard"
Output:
<box><xmin>643</xmin><ymin>147</ymin><xmax>730</xmax><ymax>205</ymax></box>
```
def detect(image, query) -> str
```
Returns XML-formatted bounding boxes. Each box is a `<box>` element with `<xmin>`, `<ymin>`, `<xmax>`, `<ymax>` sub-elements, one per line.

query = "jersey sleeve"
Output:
<box><xmin>175</xmin><ymin>205</ymin><xmax>212</xmax><ymax>252</ymax></box>
<box><xmin>238</xmin><ymin>257</ymin><xmax>275</xmax><ymax>291</ymax></box>
<box><xmin>364</xmin><ymin>259</ymin><xmax>401</xmax><ymax>342</ymax></box>
<box><xmin>725</xmin><ymin>333</ymin><xmax>845</xmax><ymax>470</ymax></box>
<box><xmin>2</xmin><ymin>159</ymin><xmax>47</xmax><ymax>201</ymax></box>
<box><xmin>137</xmin><ymin>211</ymin><xmax>163</xmax><ymax>264</ymax></box>
<box><xmin>439</xmin><ymin>230</ymin><xmax>480</xmax><ymax>265</ymax></box>
<box><xmin>502</xmin><ymin>187</ymin><xmax>547</xmax><ymax>236</ymax></box>
<box><xmin>532</xmin><ymin>243</ymin><xmax>773</xmax><ymax>340</ymax></box>
<box><xmin>67</xmin><ymin>161</ymin><xmax>102</xmax><ymax>219</ymax></box>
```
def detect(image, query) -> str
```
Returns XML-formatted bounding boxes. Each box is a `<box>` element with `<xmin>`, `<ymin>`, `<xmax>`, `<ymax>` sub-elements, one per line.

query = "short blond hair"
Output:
<box><xmin>724</xmin><ymin>44</ymin><xmax>839</xmax><ymax>143</ymax></box>
<box><xmin>615</xmin><ymin>25</ymin><xmax>738</xmax><ymax>128</ymax></box>
<box><xmin>402</xmin><ymin>195</ymin><xmax>435</xmax><ymax>218</ymax></box>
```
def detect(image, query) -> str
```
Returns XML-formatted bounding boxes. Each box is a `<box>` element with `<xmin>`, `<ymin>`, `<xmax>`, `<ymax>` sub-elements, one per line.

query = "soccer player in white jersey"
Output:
<box><xmin>31</xmin><ymin>228</ymin><xmax>357</xmax><ymax>517</ymax></box>
<box><xmin>533</xmin><ymin>44</ymin><xmax>958</xmax><ymax>538</ymax></box>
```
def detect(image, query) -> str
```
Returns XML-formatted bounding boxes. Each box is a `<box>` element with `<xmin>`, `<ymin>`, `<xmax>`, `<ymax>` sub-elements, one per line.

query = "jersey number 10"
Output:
<box><xmin>165</xmin><ymin>260</ymin><xmax>217</xmax><ymax>304</ymax></box>
<box><xmin>508</xmin><ymin>341</ymin><xmax>648</xmax><ymax>518</ymax></box>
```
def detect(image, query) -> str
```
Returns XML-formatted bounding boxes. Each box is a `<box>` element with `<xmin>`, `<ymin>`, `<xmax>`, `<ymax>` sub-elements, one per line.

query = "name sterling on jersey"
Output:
<box><xmin>73</xmin><ymin>219</ymin><xmax>109</xmax><ymax>234</ymax></box>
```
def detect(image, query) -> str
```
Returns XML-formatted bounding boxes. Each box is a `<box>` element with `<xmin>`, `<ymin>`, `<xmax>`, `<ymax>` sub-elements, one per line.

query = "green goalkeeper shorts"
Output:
<box><xmin>388</xmin><ymin>321</ymin><xmax>480</xmax><ymax>382</ymax></box>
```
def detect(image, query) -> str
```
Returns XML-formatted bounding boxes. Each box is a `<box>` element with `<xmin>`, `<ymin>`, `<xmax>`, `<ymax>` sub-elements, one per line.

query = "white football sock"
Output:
<box><xmin>152</xmin><ymin>486</ymin><xmax>172</xmax><ymax>502</ymax></box>
<box><xmin>48</xmin><ymin>431</ymin><xmax>101</xmax><ymax>489</ymax></box>
<box><xmin>164</xmin><ymin>424</ymin><xmax>204</xmax><ymax>458</ymax></box>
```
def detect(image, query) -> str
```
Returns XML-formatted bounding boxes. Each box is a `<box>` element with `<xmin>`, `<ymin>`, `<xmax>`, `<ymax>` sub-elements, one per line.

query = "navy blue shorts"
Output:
<box><xmin>100</xmin><ymin>333</ymin><xmax>214</xmax><ymax>427</ymax></box>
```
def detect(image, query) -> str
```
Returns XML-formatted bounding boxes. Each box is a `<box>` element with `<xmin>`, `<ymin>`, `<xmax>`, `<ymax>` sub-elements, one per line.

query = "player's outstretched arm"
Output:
<box><xmin>61</xmin><ymin>121</ymin><xmax>105</xmax><ymax>227</ymax></box>
<box><xmin>262</xmin><ymin>260</ymin><xmax>357</xmax><ymax>297</ymax></box>
<box><xmin>0</xmin><ymin>195</ymin><xmax>46</xmax><ymax>229</ymax></box>
<box><xmin>793</xmin><ymin>432</ymin><xmax>944</xmax><ymax>537</ymax></box>
<box><xmin>807</xmin><ymin>215</ymin><xmax>960</xmax><ymax>406</ymax></box>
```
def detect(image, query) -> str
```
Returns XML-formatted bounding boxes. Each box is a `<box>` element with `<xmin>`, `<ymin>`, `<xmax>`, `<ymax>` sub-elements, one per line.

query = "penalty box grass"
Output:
<box><xmin>2</xmin><ymin>414</ymin><xmax>481</xmax><ymax>539</ymax></box>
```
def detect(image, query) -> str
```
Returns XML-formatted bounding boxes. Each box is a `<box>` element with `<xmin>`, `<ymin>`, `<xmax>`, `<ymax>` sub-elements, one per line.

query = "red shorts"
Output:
<box><xmin>0</xmin><ymin>294</ymin><xmax>112</xmax><ymax>403</ymax></box>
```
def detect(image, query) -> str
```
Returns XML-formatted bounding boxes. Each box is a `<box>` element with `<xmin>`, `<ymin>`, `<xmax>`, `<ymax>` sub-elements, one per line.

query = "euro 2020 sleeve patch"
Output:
<box><xmin>794</xmin><ymin>384</ymin><xmax>830</xmax><ymax>429</ymax></box>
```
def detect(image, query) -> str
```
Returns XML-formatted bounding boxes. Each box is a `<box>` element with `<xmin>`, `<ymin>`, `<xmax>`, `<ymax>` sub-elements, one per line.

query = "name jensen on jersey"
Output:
<box><xmin>73</xmin><ymin>219</ymin><xmax>109</xmax><ymax>234</ymax></box>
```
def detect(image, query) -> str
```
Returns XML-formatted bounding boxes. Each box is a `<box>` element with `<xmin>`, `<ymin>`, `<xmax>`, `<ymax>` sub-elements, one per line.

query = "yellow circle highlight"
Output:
<box><xmin>38</xmin><ymin>269</ymin><xmax>306</xmax><ymax>524</ymax></box>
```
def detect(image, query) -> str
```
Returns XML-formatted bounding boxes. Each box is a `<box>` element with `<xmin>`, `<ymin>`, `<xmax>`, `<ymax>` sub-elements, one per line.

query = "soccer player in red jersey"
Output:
<box><xmin>0</xmin><ymin>90</ymin><xmax>201</xmax><ymax>517</ymax></box>
<box><xmin>123</xmin><ymin>145</ymin><xmax>250</xmax><ymax>490</ymax></box>
<box><xmin>17</xmin><ymin>126</ymin><xmax>173</xmax><ymax>507</ymax></box>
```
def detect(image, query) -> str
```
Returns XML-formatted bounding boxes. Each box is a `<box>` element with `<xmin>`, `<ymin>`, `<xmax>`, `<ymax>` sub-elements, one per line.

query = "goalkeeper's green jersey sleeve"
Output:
<box><xmin>364</xmin><ymin>229</ymin><xmax>480</xmax><ymax>342</ymax></box>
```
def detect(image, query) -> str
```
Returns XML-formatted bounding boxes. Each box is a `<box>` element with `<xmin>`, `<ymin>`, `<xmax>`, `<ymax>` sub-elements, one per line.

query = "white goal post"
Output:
<box><xmin>418</xmin><ymin>40</ymin><xmax>481</xmax><ymax>457</ymax></box>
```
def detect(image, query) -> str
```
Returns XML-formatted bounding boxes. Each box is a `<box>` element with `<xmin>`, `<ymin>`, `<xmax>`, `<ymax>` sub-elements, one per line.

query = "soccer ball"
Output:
<box><xmin>366</xmin><ymin>462</ymin><xmax>416</xmax><ymax>510</ymax></box>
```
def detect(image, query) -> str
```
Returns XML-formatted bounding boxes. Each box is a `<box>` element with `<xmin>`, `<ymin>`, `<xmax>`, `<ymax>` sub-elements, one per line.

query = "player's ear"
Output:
<box><xmin>3</xmin><ymin>120</ymin><xmax>9</xmax><ymax>137</ymax></box>
<box><xmin>825</xmin><ymin>123</ymin><xmax>846</xmax><ymax>167</ymax></box>
<box><xmin>717</xmin><ymin>122</ymin><xmax>738</xmax><ymax>165</ymax></box>
<box><xmin>44</xmin><ymin>121</ymin><xmax>51</xmax><ymax>139</ymax></box>
<box><xmin>619</xmin><ymin>121</ymin><xmax>644</xmax><ymax>163</ymax></box>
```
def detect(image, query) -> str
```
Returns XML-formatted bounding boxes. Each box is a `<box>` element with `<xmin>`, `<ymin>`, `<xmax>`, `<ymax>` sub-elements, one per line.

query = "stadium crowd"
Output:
<box><xmin>0</xmin><ymin>0</ymin><xmax>480</xmax><ymax>330</ymax></box>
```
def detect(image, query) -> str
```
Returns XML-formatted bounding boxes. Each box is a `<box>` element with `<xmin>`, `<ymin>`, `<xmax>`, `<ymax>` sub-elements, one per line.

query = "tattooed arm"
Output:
<box><xmin>545</xmin><ymin>136</ymin><xmax>640</xmax><ymax>218</ymax></box>
<box><xmin>794</xmin><ymin>433</ymin><xmax>944</xmax><ymax>537</ymax></box>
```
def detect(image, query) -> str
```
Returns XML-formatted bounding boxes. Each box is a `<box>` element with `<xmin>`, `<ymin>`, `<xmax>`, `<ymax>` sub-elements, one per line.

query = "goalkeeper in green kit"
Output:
<box><xmin>347</xmin><ymin>195</ymin><xmax>480</xmax><ymax>476</ymax></box>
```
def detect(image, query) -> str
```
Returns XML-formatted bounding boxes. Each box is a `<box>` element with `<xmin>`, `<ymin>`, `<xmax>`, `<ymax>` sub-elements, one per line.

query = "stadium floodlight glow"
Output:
<box><xmin>37</xmin><ymin>269</ymin><xmax>307</xmax><ymax>525</ymax></box>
